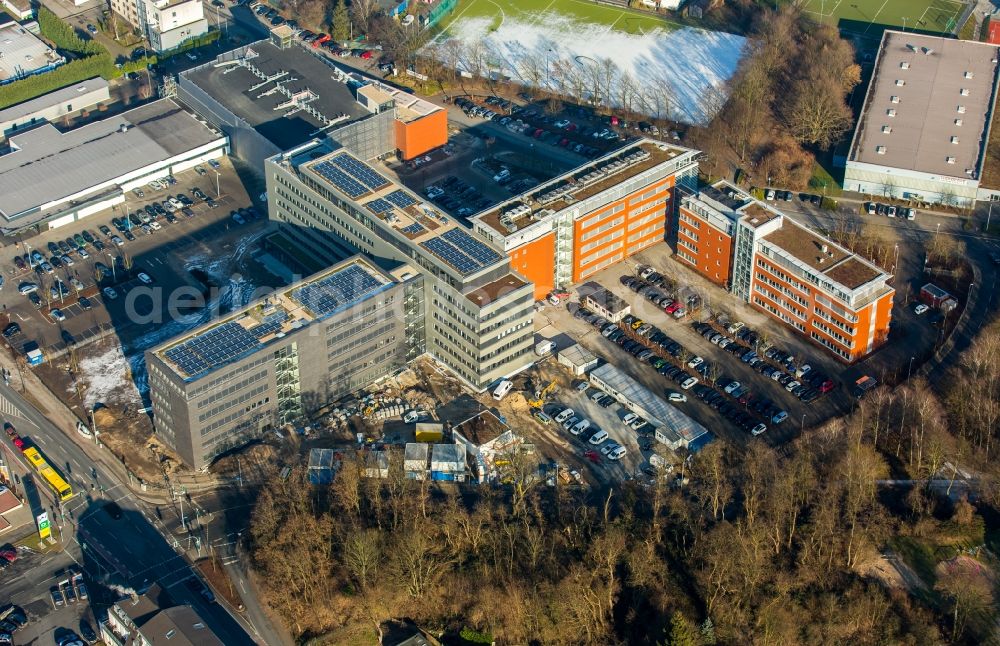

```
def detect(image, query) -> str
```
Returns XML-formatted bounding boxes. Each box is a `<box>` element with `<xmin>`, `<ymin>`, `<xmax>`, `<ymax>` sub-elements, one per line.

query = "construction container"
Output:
<box><xmin>415</xmin><ymin>422</ymin><xmax>444</xmax><ymax>443</ymax></box>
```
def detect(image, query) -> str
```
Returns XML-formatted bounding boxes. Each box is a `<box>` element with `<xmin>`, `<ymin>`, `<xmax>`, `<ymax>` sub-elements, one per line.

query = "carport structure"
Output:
<box><xmin>588</xmin><ymin>363</ymin><xmax>711</xmax><ymax>451</ymax></box>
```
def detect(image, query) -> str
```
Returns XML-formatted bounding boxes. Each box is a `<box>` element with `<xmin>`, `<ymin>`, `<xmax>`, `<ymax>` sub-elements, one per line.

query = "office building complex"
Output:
<box><xmin>110</xmin><ymin>0</ymin><xmax>208</xmax><ymax>52</ymax></box>
<box><xmin>265</xmin><ymin>139</ymin><xmax>535</xmax><ymax>393</ymax></box>
<box><xmin>177</xmin><ymin>31</ymin><xmax>447</xmax><ymax>170</ymax></box>
<box><xmin>844</xmin><ymin>31</ymin><xmax>1000</xmax><ymax>206</ymax></box>
<box><xmin>470</xmin><ymin>140</ymin><xmax>699</xmax><ymax>300</ymax></box>
<box><xmin>676</xmin><ymin>182</ymin><xmax>894</xmax><ymax>362</ymax></box>
<box><xmin>147</xmin><ymin>256</ymin><xmax>422</xmax><ymax>469</ymax></box>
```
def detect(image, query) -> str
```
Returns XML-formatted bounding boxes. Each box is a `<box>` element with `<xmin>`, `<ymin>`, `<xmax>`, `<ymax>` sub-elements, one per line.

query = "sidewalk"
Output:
<box><xmin>0</xmin><ymin>345</ymin><xmax>222</xmax><ymax>506</ymax></box>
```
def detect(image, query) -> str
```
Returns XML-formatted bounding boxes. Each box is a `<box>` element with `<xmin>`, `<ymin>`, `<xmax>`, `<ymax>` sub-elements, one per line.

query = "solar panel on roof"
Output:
<box><xmin>312</xmin><ymin>160</ymin><xmax>367</xmax><ymax>198</ymax></box>
<box><xmin>366</xmin><ymin>198</ymin><xmax>393</xmax><ymax>214</ymax></box>
<box><xmin>290</xmin><ymin>265</ymin><xmax>384</xmax><ymax>317</ymax></box>
<box><xmin>166</xmin><ymin>321</ymin><xmax>262</xmax><ymax>376</ymax></box>
<box><xmin>420</xmin><ymin>237</ymin><xmax>482</xmax><ymax>274</ymax></box>
<box><xmin>385</xmin><ymin>189</ymin><xmax>416</xmax><ymax>208</ymax></box>
<box><xmin>400</xmin><ymin>223</ymin><xmax>425</xmax><ymax>235</ymax></box>
<box><xmin>441</xmin><ymin>228</ymin><xmax>503</xmax><ymax>265</ymax></box>
<box><xmin>329</xmin><ymin>154</ymin><xmax>390</xmax><ymax>191</ymax></box>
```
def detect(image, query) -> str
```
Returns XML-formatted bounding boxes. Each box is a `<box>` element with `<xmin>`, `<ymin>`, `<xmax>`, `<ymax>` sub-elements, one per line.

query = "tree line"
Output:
<box><xmin>246</xmin><ymin>408</ymin><xmax>992</xmax><ymax>644</ymax></box>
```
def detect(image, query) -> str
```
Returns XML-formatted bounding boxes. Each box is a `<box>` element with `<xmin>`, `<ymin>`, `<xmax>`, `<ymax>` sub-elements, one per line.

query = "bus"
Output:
<box><xmin>22</xmin><ymin>447</ymin><xmax>73</xmax><ymax>502</ymax></box>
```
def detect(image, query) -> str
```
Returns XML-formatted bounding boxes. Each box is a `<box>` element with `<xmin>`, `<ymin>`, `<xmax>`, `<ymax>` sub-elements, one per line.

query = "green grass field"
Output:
<box><xmin>800</xmin><ymin>0</ymin><xmax>969</xmax><ymax>36</ymax></box>
<box><xmin>438</xmin><ymin>0</ymin><xmax>680</xmax><ymax>36</ymax></box>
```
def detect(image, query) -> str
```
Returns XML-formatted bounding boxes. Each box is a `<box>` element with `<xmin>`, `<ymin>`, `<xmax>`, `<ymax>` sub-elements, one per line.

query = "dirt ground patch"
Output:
<box><xmin>196</xmin><ymin>556</ymin><xmax>245</xmax><ymax>611</ymax></box>
<box><xmin>858</xmin><ymin>551</ymin><xmax>929</xmax><ymax>595</ymax></box>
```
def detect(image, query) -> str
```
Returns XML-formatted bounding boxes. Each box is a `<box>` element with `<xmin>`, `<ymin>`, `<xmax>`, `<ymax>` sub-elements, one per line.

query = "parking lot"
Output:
<box><xmin>0</xmin><ymin>158</ymin><xmax>270</xmax><ymax>357</ymax></box>
<box><xmin>0</xmin><ymin>543</ymin><xmax>98</xmax><ymax>646</ymax></box>
<box><xmin>537</xmin><ymin>243</ymin><xmax>858</xmax><ymax>449</ymax></box>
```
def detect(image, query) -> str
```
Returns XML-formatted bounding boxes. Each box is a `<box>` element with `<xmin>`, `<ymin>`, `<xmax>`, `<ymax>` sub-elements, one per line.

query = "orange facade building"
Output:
<box><xmin>471</xmin><ymin>141</ymin><xmax>700</xmax><ymax>302</ymax></box>
<box><xmin>676</xmin><ymin>181</ymin><xmax>895</xmax><ymax>363</ymax></box>
<box><xmin>394</xmin><ymin>109</ymin><xmax>448</xmax><ymax>161</ymax></box>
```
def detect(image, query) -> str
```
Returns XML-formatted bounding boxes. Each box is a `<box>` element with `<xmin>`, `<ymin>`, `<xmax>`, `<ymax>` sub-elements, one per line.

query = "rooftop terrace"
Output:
<box><xmin>475</xmin><ymin>140</ymin><xmax>695</xmax><ymax>237</ymax></box>
<box><xmin>156</xmin><ymin>257</ymin><xmax>391</xmax><ymax>380</ymax></box>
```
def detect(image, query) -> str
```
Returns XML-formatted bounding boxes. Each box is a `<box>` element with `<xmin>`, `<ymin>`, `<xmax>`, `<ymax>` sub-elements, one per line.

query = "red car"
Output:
<box><xmin>665</xmin><ymin>302</ymin><xmax>681</xmax><ymax>314</ymax></box>
<box><xmin>360</xmin><ymin>50</ymin><xmax>372</xmax><ymax>59</ymax></box>
<box><xmin>12</xmin><ymin>437</ymin><xmax>24</xmax><ymax>450</ymax></box>
<box><xmin>558</xmin><ymin>138</ymin><xmax>569</xmax><ymax>147</ymax></box>
<box><xmin>819</xmin><ymin>380</ymin><xmax>836</xmax><ymax>394</ymax></box>
<box><xmin>584</xmin><ymin>450</ymin><xmax>601</xmax><ymax>464</ymax></box>
<box><xmin>0</xmin><ymin>544</ymin><xmax>16</xmax><ymax>563</ymax></box>
<box><xmin>312</xmin><ymin>33</ymin><xmax>330</xmax><ymax>48</ymax></box>
<box><xmin>532</xmin><ymin>128</ymin><xmax>543</xmax><ymax>138</ymax></box>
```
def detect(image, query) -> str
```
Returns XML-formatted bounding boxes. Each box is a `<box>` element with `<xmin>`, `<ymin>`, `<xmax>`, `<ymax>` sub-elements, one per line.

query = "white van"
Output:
<box><xmin>554</xmin><ymin>408</ymin><xmax>575</xmax><ymax>424</ymax></box>
<box><xmin>571</xmin><ymin>419</ymin><xmax>591</xmax><ymax>435</ymax></box>
<box><xmin>535</xmin><ymin>340</ymin><xmax>556</xmax><ymax>356</ymax></box>
<box><xmin>588</xmin><ymin>429</ymin><xmax>609</xmax><ymax>445</ymax></box>
<box><xmin>492</xmin><ymin>379</ymin><xmax>513</xmax><ymax>401</ymax></box>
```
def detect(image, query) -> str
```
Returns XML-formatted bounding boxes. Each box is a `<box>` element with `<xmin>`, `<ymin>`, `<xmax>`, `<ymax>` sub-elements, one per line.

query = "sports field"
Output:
<box><xmin>800</xmin><ymin>0</ymin><xmax>970</xmax><ymax>36</ymax></box>
<box><xmin>424</xmin><ymin>0</ymin><xmax>747</xmax><ymax>125</ymax></box>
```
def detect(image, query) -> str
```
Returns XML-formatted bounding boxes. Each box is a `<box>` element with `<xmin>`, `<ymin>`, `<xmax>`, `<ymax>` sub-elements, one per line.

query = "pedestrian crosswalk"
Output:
<box><xmin>0</xmin><ymin>393</ymin><xmax>20</xmax><ymax>419</ymax></box>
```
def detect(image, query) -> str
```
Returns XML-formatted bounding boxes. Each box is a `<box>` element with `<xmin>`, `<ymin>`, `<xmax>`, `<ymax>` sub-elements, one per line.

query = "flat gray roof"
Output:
<box><xmin>0</xmin><ymin>99</ymin><xmax>222</xmax><ymax>220</ymax></box>
<box><xmin>183</xmin><ymin>40</ymin><xmax>369</xmax><ymax>150</ymax></box>
<box><xmin>851</xmin><ymin>31</ymin><xmax>1000</xmax><ymax>178</ymax></box>
<box><xmin>0</xmin><ymin>77</ymin><xmax>109</xmax><ymax>125</ymax></box>
<box><xmin>0</xmin><ymin>22</ymin><xmax>63</xmax><ymax>82</ymax></box>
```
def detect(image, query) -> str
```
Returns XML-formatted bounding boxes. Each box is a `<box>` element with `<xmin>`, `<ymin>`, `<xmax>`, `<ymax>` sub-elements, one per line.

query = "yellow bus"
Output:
<box><xmin>22</xmin><ymin>446</ymin><xmax>73</xmax><ymax>502</ymax></box>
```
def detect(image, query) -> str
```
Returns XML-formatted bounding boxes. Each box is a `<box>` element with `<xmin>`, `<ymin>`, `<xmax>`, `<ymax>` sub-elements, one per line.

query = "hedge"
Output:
<box><xmin>159</xmin><ymin>29</ymin><xmax>221</xmax><ymax>58</ymax></box>
<box><xmin>38</xmin><ymin>6</ymin><xmax>104</xmax><ymax>57</ymax></box>
<box><xmin>0</xmin><ymin>53</ymin><xmax>115</xmax><ymax>110</ymax></box>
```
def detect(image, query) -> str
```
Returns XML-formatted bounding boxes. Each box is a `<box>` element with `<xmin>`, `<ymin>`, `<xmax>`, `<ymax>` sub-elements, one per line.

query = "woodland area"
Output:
<box><xmin>688</xmin><ymin>6</ymin><xmax>860</xmax><ymax>190</ymax></box>
<box><xmin>248</xmin><ymin>310</ymin><xmax>1000</xmax><ymax>646</ymax></box>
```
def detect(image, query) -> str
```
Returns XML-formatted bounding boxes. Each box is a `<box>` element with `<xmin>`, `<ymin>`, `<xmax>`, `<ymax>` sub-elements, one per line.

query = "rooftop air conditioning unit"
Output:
<box><xmin>900</xmin><ymin>61</ymin><xmax>909</xmax><ymax>69</ymax></box>
<box><xmin>876</xmin><ymin>145</ymin><xmax>887</xmax><ymax>154</ymax></box>
<box><xmin>887</xmin><ymin>109</ymin><xmax>897</xmax><ymax>117</ymax></box>
<box><xmin>960</xmin><ymin>88</ymin><xmax>970</xmax><ymax>96</ymax></box>
<box><xmin>955</xmin><ymin>118</ymin><xmax>964</xmax><ymax>126</ymax></box>
<box><xmin>947</xmin><ymin>156</ymin><xmax>956</xmax><ymax>164</ymax></box>
<box><xmin>965</xmin><ymin>71</ymin><xmax>974</xmax><ymax>79</ymax></box>
<box><xmin>951</xmin><ymin>136</ymin><xmax>960</xmax><ymax>144</ymax></box>
<box><xmin>895</xmin><ymin>79</ymin><xmax>905</xmax><ymax>86</ymax></box>
<box><xmin>957</xmin><ymin>105</ymin><xmax>966</xmax><ymax>114</ymax></box>
<box><xmin>882</xmin><ymin>125</ymin><xmax>892</xmax><ymax>134</ymax></box>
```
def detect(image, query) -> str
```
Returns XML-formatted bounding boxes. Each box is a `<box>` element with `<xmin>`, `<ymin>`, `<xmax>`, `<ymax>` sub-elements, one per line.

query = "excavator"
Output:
<box><xmin>527</xmin><ymin>380</ymin><xmax>557</xmax><ymax>409</ymax></box>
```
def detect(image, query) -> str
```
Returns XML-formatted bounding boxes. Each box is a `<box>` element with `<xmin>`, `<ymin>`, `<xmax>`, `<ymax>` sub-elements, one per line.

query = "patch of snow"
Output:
<box><xmin>74</xmin><ymin>343</ymin><xmax>142</xmax><ymax>408</ymax></box>
<box><xmin>425</xmin><ymin>13</ymin><xmax>746</xmax><ymax>124</ymax></box>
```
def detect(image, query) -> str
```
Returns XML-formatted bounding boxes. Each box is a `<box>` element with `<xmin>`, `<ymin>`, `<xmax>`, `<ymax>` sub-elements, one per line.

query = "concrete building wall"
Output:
<box><xmin>0</xmin><ymin>85</ymin><xmax>111</xmax><ymax>138</ymax></box>
<box><xmin>265</xmin><ymin>154</ymin><xmax>535</xmax><ymax>391</ymax></box>
<box><xmin>327</xmin><ymin>110</ymin><xmax>395</xmax><ymax>161</ymax></box>
<box><xmin>147</xmin><ymin>278</ymin><xmax>412</xmax><ymax>470</ymax></box>
<box><xmin>843</xmin><ymin>160</ymin><xmax>979</xmax><ymax>206</ymax></box>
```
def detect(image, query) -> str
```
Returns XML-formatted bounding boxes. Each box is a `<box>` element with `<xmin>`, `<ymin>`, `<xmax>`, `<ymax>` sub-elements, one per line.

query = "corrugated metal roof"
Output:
<box><xmin>590</xmin><ymin>363</ymin><xmax>708</xmax><ymax>446</ymax></box>
<box><xmin>0</xmin><ymin>99</ymin><xmax>222</xmax><ymax>219</ymax></box>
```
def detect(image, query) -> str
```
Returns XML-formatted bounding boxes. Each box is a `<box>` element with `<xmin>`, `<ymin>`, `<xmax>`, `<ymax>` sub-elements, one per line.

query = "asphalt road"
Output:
<box><xmin>0</xmin><ymin>382</ymin><xmax>259</xmax><ymax>645</ymax></box>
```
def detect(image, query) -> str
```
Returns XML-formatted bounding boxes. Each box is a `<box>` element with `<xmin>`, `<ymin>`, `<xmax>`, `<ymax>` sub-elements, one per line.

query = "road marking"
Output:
<box><xmin>0</xmin><ymin>393</ymin><xmax>20</xmax><ymax>419</ymax></box>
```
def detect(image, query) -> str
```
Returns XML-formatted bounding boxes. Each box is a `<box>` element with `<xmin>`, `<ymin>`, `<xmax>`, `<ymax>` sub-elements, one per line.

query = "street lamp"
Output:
<box><xmin>801</xmin><ymin>413</ymin><xmax>806</xmax><ymax>432</ymax></box>
<box><xmin>907</xmin><ymin>356</ymin><xmax>914</xmax><ymax>380</ymax></box>
<box><xmin>213</xmin><ymin>170</ymin><xmax>221</xmax><ymax>197</ymax></box>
